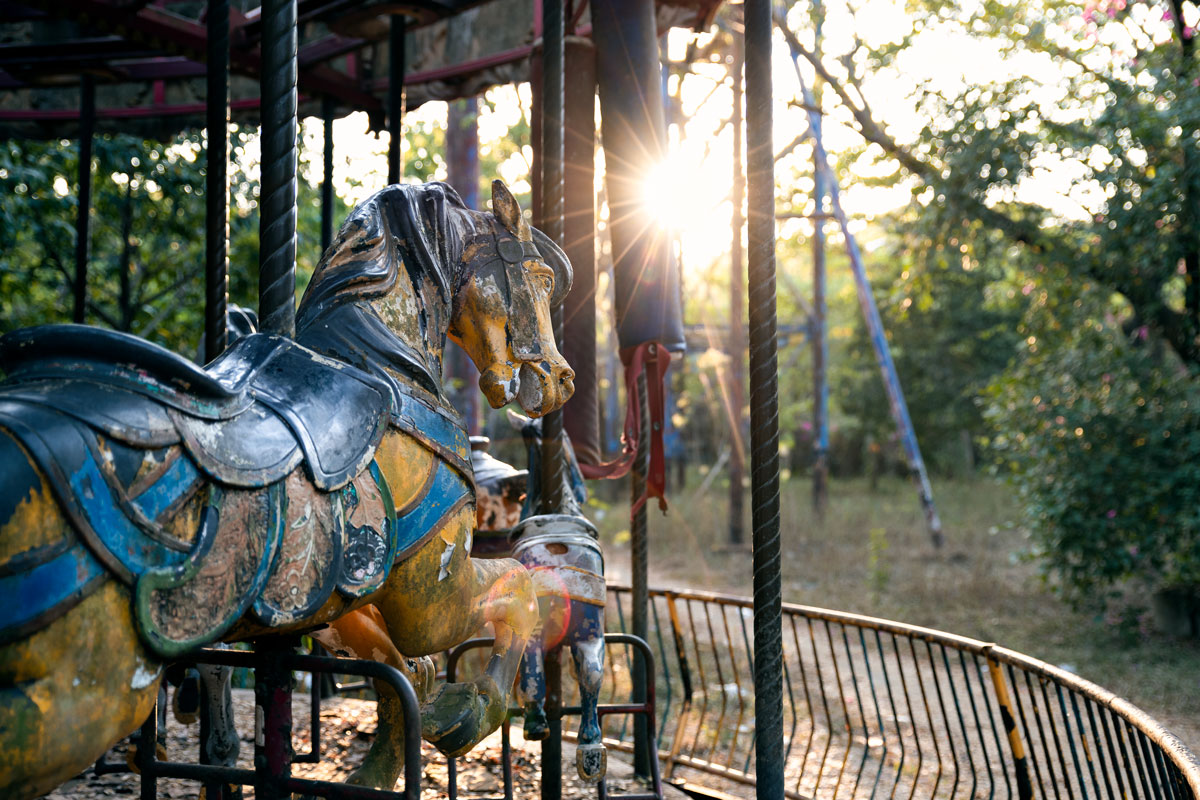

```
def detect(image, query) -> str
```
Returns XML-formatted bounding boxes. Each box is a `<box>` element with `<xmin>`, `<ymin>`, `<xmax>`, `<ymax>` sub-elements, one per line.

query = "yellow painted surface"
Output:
<box><xmin>374</xmin><ymin>432</ymin><xmax>436</xmax><ymax>513</ymax></box>
<box><xmin>0</xmin><ymin>581</ymin><xmax>160</xmax><ymax>800</ymax></box>
<box><xmin>0</xmin><ymin>435</ymin><xmax>67</xmax><ymax>564</ymax></box>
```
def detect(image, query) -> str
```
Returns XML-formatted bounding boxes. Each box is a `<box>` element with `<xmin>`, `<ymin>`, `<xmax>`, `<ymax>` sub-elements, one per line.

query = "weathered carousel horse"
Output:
<box><xmin>507</xmin><ymin>413</ymin><xmax>609</xmax><ymax>783</ymax></box>
<box><xmin>0</xmin><ymin>179</ymin><xmax>573</xmax><ymax>798</ymax></box>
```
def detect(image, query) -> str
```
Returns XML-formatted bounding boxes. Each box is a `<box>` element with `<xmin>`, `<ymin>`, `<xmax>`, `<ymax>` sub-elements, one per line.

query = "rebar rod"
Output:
<box><xmin>387</xmin><ymin>15</ymin><xmax>406</xmax><ymax>185</ymax></box>
<box><xmin>257</xmin><ymin>0</ymin><xmax>297</xmax><ymax>338</ymax></box>
<box><xmin>631</xmin><ymin>367</ymin><xmax>652</xmax><ymax>777</ymax></box>
<box><xmin>745</xmin><ymin>2</ymin><xmax>785</xmax><ymax>799</ymax></box>
<box><xmin>205</xmin><ymin>0</ymin><xmax>230</xmax><ymax>363</ymax></box>
<box><xmin>321</xmin><ymin>95</ymin><xmax>335</xmax><ymax>256</ymax></box>
<box><xmin>74</xmin><ymin>74</ymin><xmax>94</xmax><ymax>325</ymax></box>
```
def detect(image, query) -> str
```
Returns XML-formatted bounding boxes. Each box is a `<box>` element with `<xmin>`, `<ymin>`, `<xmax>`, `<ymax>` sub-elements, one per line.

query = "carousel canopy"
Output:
<box><xmin>0</xmin><ymin>0</ymin><xmax>721</xmax><ymax>140</ymax></box>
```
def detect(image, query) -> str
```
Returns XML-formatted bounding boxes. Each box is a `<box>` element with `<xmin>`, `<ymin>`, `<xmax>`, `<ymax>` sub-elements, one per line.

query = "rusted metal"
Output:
<box><xmin>132</xmin><ymin>646</ymin><xmax>421</xmax><ymax>800</ymax></box>
<box><xmin>598</xmin><ymin>586</ymin><xmax>1200</xmax><ymax>800</ymax></box>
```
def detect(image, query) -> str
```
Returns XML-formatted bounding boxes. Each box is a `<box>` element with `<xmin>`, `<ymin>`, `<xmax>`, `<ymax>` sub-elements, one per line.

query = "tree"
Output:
<box><xmin>777</xmin><ymin>0</ymin><xmax>1200</xmax><ymax>604</ymax></box>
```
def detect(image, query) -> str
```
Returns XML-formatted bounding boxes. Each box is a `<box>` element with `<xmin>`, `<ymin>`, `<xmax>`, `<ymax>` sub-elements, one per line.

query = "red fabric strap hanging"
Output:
<box><xmin>578</xmin><ymin>340</ymin><xmax>672</xmax><ymax>513</ymax></box>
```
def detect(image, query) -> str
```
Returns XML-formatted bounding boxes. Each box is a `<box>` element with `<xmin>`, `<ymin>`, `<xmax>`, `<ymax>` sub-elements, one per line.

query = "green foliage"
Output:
<box><xmin>798</xmin><ymin>0</ymin><xmax>1200</xmax><ymax>606</ymax></box>
<box><xmin>1</xmin><ymin>126</ymin><xmax>354</xmax><ymax>355</ymax></box>
<box><xmin>984</xmin><ymin>276</ymin><xmax>1200</xmax><ymax>605</ymax></box>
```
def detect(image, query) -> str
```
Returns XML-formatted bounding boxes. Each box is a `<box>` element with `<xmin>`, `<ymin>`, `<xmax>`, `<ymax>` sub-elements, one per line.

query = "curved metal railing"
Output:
<box><xmin>559</xmin><ymin>586</ymin><xmax>1200</xmax><ymax>800</ymax></box>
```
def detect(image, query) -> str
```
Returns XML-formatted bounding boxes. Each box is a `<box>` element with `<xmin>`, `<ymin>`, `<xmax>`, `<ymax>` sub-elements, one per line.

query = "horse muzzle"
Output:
<box><xmin>478</xmin><ymin>360</ymin><xmax>574</xmax><ymax>417</ymax></box>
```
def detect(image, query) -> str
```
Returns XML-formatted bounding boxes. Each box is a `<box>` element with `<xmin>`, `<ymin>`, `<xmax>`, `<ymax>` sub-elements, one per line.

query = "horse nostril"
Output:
<box><xmin>560</xmin><ymin>367</ymin><xmax>575</xmax><ymax>384</ymax></box>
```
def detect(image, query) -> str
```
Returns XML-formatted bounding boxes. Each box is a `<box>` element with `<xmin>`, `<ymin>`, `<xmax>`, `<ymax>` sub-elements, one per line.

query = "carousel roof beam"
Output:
<box><xmin>239</xmin><ymin>0</ymin><xmax>358</xmax><ymax>43</ymax></box>
<box><xmin>0</xmin><ymin>36</ymin><xmax>162</xmax><ymax>66</ymax></box>
<box><xmin>298</xmin><ymin>33</ymin><xmax>364</xmax><ymax>67</ymax></box>
<box><xmin>31</xmin><ymin>0</ymin><xmax>381</xmax><ymax>111</ymax></box>
<box><xmin>0</xmin><ymin>95</ymin><xmax>269</xmax><ymax>122</ymax></box>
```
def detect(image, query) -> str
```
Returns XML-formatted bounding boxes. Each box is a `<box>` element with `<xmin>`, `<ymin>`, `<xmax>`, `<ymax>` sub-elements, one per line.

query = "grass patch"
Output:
<box><xmin>589</xmin><ymin>472</ymin><xmax>1200</xmax><ymax>750</ymax></box>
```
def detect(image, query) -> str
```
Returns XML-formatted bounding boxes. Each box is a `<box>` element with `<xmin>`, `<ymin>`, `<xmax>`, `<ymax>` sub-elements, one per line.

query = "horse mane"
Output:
<box><xmin>297</xmin><ymin>182</ymin><xmax>472</xmax><ymax>327</ymax></box>
<box><xmin>295</xmin><ymin>182</ymin><xmax>478</xmax><ymax>398</ymax></box>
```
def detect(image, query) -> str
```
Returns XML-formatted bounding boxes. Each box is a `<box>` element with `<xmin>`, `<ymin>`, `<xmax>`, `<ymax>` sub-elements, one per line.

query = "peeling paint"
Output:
<box><xmin>437</xmin><ymin>540</ymin><xmax>455</xmax><ymax>581</ymax></box>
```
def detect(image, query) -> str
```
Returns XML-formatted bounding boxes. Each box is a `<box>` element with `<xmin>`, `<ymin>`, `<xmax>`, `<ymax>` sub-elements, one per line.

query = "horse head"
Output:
<box><xmin>449</xmin><ymin>180</ymin><xmax>575</xmax><ymax>417</ymax></box>
<box><xmin>297</xmin><ymin>179</ymin><xmax>573</xmax><ymax>420</ymax></box>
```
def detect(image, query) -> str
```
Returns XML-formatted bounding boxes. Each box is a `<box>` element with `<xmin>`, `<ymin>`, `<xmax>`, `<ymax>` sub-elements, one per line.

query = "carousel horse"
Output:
<box><xmin>507</xmin><ymin>413</ymin><xmax>609</xmax><ymax>783</ymax></box>
<box><xmin>0</xmin><ymin>179</ymin><xmax>573</xmax><ymax>798</ymax></box>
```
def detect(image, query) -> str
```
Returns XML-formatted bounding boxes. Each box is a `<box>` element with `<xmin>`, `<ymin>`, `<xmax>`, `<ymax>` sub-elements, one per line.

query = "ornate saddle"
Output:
<box><xmin>0</xmin><ymin>324</ymin><xmax>392</xmax><ymax>491</ymax></box>
<box><xmin>0</xmin><ymin>325</ymin><xmax>475</xmax><ymax>656</ymax></box>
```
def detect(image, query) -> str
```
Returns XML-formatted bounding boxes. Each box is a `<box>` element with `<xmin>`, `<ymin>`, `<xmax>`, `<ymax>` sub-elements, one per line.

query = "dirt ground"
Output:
<box><xmin>44</xmin><ymin>689</ymin><xmax>682</xmax><ymax>800</ymax></box>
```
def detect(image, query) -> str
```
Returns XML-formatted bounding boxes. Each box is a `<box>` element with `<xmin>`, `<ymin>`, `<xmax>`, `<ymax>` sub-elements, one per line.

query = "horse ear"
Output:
<box><xmin>491</xmin><ymin>179</ymin><xmax>532</xmax><ymax>242</ymax></box>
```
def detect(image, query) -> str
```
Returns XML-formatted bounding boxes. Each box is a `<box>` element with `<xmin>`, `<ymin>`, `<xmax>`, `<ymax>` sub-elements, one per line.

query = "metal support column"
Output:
<box><xmin>321</xmin><ymin>96</ymin><xmax>335</xmax><ymax>256</ymax></box>
<box><xmin>729</xmin><ymin>18</ymin><xmax>747</xmax><ymax>547</ymax></box>
<box><xmin>73</xmin><ymin>74</ymin><xmax>94</xmax><ymax>325</ymax></box>
<box><xmin>257</xmin><ymin>0</ymin><xmax>298</xmax><ymax>337</ymax></box>
<box><xmin>538</xmin><ymin>0</ymin><xmax>566</xmax><ymax>516</ymax></box>
<box><xmin>205</xmin><ymin>0</ymin><xmax>230</xmax><ymax>363</ymax></box>
<box><xmin>388</xmin><ymin>15</ymin><xmax>406</xmax><ymax>186</ymax></box>
<box><xmin>542</xmin><ymin>649</ymin><xmax>564</xmax><ymax>800</ymax></box>
<box><xmin>745</xmin><ymin>2</ymin><xmax>785</xmax><ymax>799</ymax></box>
<box><xmin>446</xmin><ymin>96</ymin><xmax>482</xmax><ymax>433</ymax></box>
<box><xmin>253</xmin><ymin>639</ymin><xmax>294</xmax><ymax>800</ymax></box>
<box><xmin>561</xmin><ymin>37</ymin><xmax>601</xmax><ymax>465</ymax></box>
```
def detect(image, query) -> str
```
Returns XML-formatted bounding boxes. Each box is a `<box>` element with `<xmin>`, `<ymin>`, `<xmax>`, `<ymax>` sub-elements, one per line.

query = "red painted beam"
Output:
<box><xmin>27</xmin><ymin>0</ymin><xmax>381</xmax><ymax>111</ymax></box>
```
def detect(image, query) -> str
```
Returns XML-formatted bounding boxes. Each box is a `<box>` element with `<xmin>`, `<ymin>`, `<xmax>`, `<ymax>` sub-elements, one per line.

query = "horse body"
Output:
<box><xmin>0</xmin><ymin>180</ymin><xmax>573</xmax><ymax>798</ymax></box>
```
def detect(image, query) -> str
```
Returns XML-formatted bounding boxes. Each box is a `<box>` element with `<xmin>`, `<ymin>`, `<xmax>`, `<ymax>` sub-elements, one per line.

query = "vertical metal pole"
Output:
<box><xmin>811</xmin><ymin>0</ymin><xmax>829</xmax><ymax>517</ymax></box>
<box><xmin>138</xmin><ymin>699</ymin><xmax>158</xmax><ymax>800</ymax></box>
<box><xmin>387</xmin><ymin>15</ymin><xmax>406</xmax><ymax>186</ymax></box>
<box><xmin>561</xmin><ymin>38</ymin><xmax>601</xmax><ymax>466</ymax></box>
<box><xmin>73</xmin><ymin>74</ymin><xmax>94</xmax><ymax>325</ymax></box>
<box><xmin>631</xmin><ymin>366</ymin><xmax>652</xmax><ymax>778</ymax></box>
<box><xmin>446</xmin><ymin>97</ymin><xmax>482</xmax><ymax>433</ymax></box>
<box><xmin>728</xmin><ymin>17</ymin><xmax>747</xmax><ymax>547</ymax></box>
<box><xmin>258</xmin><ymin>0</ymin><xmax>298</xmax><ymax>338</ymax></box>
<box><xmin>205</xmin><ymin>0</ymin><xmax>230</xmax><ymax>363</ymax></box>
<box><xmin>538</xmin><ymin>0</ymin><xmax>566</xmax><ymax>515</ymax></box>
<box><xmin>446</xmin><ymin>98</ymin><xmax>480</xmax><ymax>208</ymax></box>
<box><xmin>321</xmin><ymin>96</ymin><xmax>335</xmax><ymax>256</ymax></box>
<box><xmin>745</xmin><ymin>3</ymin><xmax>785</xmax><ymax>799</ymax></box>
<box><xmin>539</xmin><ymin>4</ymin><xmax>567</xmax><ymax>797</ymax></box>
<box><xmin>542</xmin><ymin>649</ymin><xmax>564</xmax><ymax>800</ymax></box>
<box><xmin>254</xmin><ymin>639</ymin><xmax>294</xmax><ymax>800</ymax></box>
<box><xmin>790</xmin><ymin>62</ymin><xmax>945</xmax><ymax>546</ymax></box>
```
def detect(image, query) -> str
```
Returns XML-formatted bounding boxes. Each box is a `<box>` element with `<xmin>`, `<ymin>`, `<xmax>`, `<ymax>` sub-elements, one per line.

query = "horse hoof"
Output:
<box><xmin>126</xmin><ymin>742</ymin><xmax>168</xmax><ymax>774</ymax></box>
<box><xmin>422</xmin><ymin>679</ymin><xmax>500</xmax><ymax>757</ymax></box>
<box><xmin>172</xmin><ymin>670</ymin><xmax>201</xmax><ymax>725</ymax></box>
<box><xmin>523</xmin><ymin>711</ymin><xmax>549</xmax><ymax>741</ymax></box>
<box><xmin>576</xmin><ymin>743</ymin><xmax>607</xmax><ymax>783</ymax></box>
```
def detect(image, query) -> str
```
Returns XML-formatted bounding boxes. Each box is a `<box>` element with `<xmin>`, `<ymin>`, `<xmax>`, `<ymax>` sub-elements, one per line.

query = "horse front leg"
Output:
<box><xmin>375</xmin><ymin>509</ymin><xmax>537</xmax><ymax>758</ymax></box>
<box><xmin>518</xmin><ymin>634</ymin><xmax>549</xmax><ymax>741</ymax></box>
<box><xmin>313</xmin><ymin>606</ymin><xmax>436</xmax><ymax>792</ymax></box>
<box><xmin>570</xmin><ymin>604</ymin><xmax>608</xmax><ymax>782</ymax></box>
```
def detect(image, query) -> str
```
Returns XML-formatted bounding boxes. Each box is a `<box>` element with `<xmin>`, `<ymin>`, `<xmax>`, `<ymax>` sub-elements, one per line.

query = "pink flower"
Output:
<box><xmin>1163</xmin><ymin>9</ymin><xmax>1173</xmax><ymax>20</ymax></box>
<box><xmin>1185</xmin><ymin>26</ymin><xmax>1195</xmax><ymax>38</ymax></box>
<box><xmin>1106</xmin><ymin>509</ymin><xmax>1117</xmax><ymax>519</ymax></box>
